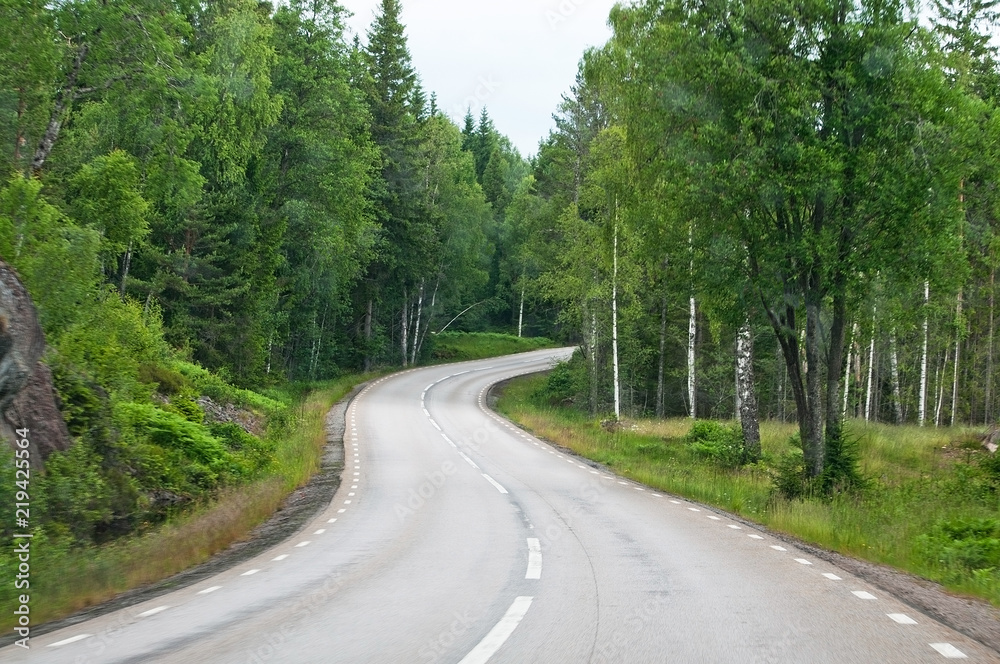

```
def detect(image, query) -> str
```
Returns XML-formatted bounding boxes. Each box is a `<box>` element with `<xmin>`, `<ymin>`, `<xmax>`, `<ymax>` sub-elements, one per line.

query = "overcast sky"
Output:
<box><xmin>340</xmin><ymin>0</ymin><xmax>621</xmax><ymax>157</ymax></box>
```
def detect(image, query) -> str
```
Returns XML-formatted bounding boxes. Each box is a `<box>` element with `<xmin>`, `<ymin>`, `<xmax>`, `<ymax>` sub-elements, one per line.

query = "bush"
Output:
<box><xmin>537</xmin><ymin>352</ymin><xmax>588</xmax><ymax>406</ymax></box>
<box><xmin>686</xmin><ymin>420</ymin><xmax>744</xmax><ymax>468</ymax></box>
<box><xmin>917</xmin><ymin>518</ymin><xmax>1000</xmax><ymax>580</ymax></box>
<box><xmin>772</xmin><ymin>448</ymin><xmax>808</xmax><ymax>499</ymax></box>
<box><xmin>208</xmin><ymin>422</ymin><xmax>276</xmax><ymax>477</ymax></box>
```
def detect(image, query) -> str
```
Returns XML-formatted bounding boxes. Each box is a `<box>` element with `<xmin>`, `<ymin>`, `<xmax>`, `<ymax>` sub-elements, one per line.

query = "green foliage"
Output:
<box><xmin>138</xmin><ymin>363</ymin><xmax>190</xmax><ymax>396</ymax></box>
<box><xmin>538</xmin><ymin>353</ymin><xmax>589</xmax><ymax>406</ymax></box>
<box><xmin>208</xmin><ymin>422</ymin><xmax>275</xmax><ymax>476</ymax></box>
<box><xmin>917</xmin><ymin>518</ymin><xmax>1000</xmax><ymax>580</ymax></box>
<box><xmin>686</xmin><ymin>420</ymin><xmax>744</xmax><ymax>468</ymax></box>
<box><xmin>38</xmin><ymin>442</ymin><xmax>115</xmax><ymax>543</ymax></box>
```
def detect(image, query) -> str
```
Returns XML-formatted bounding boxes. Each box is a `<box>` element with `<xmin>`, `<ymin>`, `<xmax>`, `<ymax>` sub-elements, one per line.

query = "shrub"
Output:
<box><xmin>917</xmin><ymin>518</ymin><xmax>1000</xmax><ymax>580</ymax></box>
<box><xmin>686</xmin><ymin>420</ymin><xmax>744</xmax><ymax>468</ymax></box>
<box><xmin>772</xmin><ymin>448</ymin><xmax>808</xmax><ymax>499</ymax></box>
<box><xmin>538</xmin><ymin>352</ymin><xmax>588</xmax><ymax>406</ymax></box>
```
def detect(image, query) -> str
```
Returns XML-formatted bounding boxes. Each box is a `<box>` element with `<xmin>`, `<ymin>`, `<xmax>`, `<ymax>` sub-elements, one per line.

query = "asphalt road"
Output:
<box><xmin>6</xmin><ymin>348</ymin><xmax>998</xmax><ymax>663</ymax></box>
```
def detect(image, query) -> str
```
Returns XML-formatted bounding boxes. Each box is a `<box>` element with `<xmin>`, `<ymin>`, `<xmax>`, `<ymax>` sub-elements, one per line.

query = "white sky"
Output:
<box><xmin>340</xmin><ymin>0</ymin><xmax>621</xmax><ymax>157</ymax></box>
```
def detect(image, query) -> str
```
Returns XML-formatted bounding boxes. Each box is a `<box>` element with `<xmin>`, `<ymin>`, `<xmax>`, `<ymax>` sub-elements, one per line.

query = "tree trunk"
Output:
<box><xmin>363</xmin><ymin>296</ymin><xmax>373</xmax><ymax>373</ymax></box>
<box><xmin>865</xmin><ymin>310</ymin><xmax>876</xmax><ymax>422</ymax></box>
<box><xmin>410</xmin><ymin>279</ymin><xmax>425</xmax><ymax>366</ymax></box>
<box><xmin>843</xmin><ymin>322</ymin><xmax>856</xmax><ymax>418</ymax></box>
<box><xmin>119</xmin><ymin>239</ymin><xmax>133</xmax><ymax>300</ymax></box>
<box><xmin>590</xmin><ymin>306</ymin><xmax>599</xmax><ymax>415</ymax></box>
<box><xmin>951</xmin><ymin>293</ymin><xmax>963</xmax><ymax>427</ymax></box>
<box><xmin>415</xmin><ymin>277</ymin><xmax>439</xmax><ymax>360</ymax></box>
<box><xmin>517</xmin><ymin>284</ymin><xmax>525</xmax><ymax>338</ymax></box>
<box><xmin>890</xmin><ymin>331</ymin><xmax>903</xmax><ymax>423</ymax></box>
<box><xmin>935</xmin><ymin>350</ymin><xmax>949</xmax><ymax>427</ymax></box>
<box><xmin>32</xmin><ymin>44</ymin><xmax>89</xmax><ymax>174</ymax></box>
<box><xmin>656</xmin><ymin>292</ymin><xmax>667</xmax><ymax>419</ymax></box>
<box><xmin>736</xmin><ymin>319</ymin><xmax>760</xmax><ymax>460</ymax></box>
<box><xmin>804</xmin><ymin>299</ymin><xmax>824</xmax><ymax>478</ymax></box>
<box><xmin>987</xmin><ymin>268</ymin><xmax>996</xmax><ymax>424</ymax></box>
<box><xmin>687</xmin><ymin>295</ymin><xmax>696</xmax><ymax>418</ymax></box>
<box><xmin>400</xmin><ymin>288</ymin><xmax>409</xmax><ymax>368</ymax></box>
<box><xmin>919</xmin><ymin>281</ymin><xmax>930</xmax><ymax>426</ymax></box>
<box><xmin>611</xmin><ymin>217</ymin><xmax>621</xmax><ymax>420</ymax></box>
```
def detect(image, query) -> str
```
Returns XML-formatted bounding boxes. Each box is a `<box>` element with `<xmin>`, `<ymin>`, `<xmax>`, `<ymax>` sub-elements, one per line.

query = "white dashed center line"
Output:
<box><xmin>458</xmin><ymin>596</ymin><xmax>533</xmax><ymax>664</ymax></box>
<box><xmin>930</xmin><ymin>643</ymin><xmax>967</xmax><ymax>658</ymax></box>
<box><xmin>47</xmin><ymin>634</ymin><xmax>92</xmax><ymax>647</ymax></box>
<box><xmin>526</xmin><ymin>538</ymin><xmax>542</xmax><ymax>579</ymax></box>
<box><xmin>482</xmin><ymin>473</ymin><xmax>508</xmax><ymax>494</ymax></box>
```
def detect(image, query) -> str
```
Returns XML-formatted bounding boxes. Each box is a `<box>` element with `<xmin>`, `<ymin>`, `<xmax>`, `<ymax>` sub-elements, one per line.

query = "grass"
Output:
<box><xmin>5</xmin><ymin>372</ymin><xmax>379</xmax><ymax>629</ymax></box>
<box><xmin>496</xmin><ymin>373</ymin><xmax>1000</xmax><ymax>607</ymax></box>
<box><xmin>427</xmin><ymin>331</ymin><xmax>556</xmax><ymax>363</ymax></box>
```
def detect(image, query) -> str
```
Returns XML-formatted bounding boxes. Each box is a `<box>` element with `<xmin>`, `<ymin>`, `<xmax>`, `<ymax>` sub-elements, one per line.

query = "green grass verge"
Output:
<box><xmin>2</xmin><ymin>372</ymin><xmax>380</xmax><ymax>629</ymax></box>
<box><xmin>496</xmin><ymin>373</ymin><xmax>1000</xmax><ymax>607</ymax></box>
<box><xmin>427</xmin><ymin>332</ymin><xmax>556</xmax><ymax>363</ymax></box>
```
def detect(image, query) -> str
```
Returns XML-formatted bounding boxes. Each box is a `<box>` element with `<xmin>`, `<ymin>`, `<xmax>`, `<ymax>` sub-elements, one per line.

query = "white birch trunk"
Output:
<box><xmin>890</xmin><ymin>331</ymin><xmax>903</xmax><ymax>424</ymax></box>
<box><xmin>843</xmin><ymin>322</ymin><xmax>856</xmax><ymax>418</ymax></box>
<box><xmin>612</xmin><ymin>213</ymin><xmax>621</xmax><ymax>420</ymax></box>
<box><xmin>919</xmin><ymin>281</ymin><xmax>930</xmax><ymax>426</ymax></box>
<box><xmin>410</xmin><ymin>280</ymin><xmax>425</xmax><ymax>366</ymax></box>
<box><xmin>951</xmin><ymin>293</ymin><xmax>963</xmax><ymax>427</ymax></box>
<box><xmin>687</xmin><ymin>222</ymin><xmax>696</xmax><ymax>418</ymax></box>
<box><xmin>735</xmin><ymin>319</ymin><xmax>760</xmax><ymax>457</ymax></box>
<box><xmin>865</xmin><ymin>309</ymin><xmax>876</xmax><ymax>422</ymax></box>
<box><xmin>935</xmin><ymin>351</ymin><xmax>948</xmax><ymax>427</ymax></box>
<box><xmin>518</xmin><ymin>284</ymin><xmax>525</xmax><ymax>338</ymax></box>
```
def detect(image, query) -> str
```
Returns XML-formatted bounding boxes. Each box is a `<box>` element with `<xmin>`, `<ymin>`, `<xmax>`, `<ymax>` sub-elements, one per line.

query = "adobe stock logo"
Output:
<box><xmin>545</xmin><ymin>0</ymin><xmax>589</xmax><ymax>30</ymax></box>
<box><xmin>449</xmin><ymin>76</ymin><xmax>501</xmax><ymax>120</ymax></box>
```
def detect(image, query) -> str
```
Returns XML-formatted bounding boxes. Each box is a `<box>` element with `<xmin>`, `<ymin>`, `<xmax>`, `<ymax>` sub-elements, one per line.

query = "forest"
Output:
<box><xmin>0</xmin><ymin>0</ymin><xmax>999</xmax><ymax>620</ymax></box>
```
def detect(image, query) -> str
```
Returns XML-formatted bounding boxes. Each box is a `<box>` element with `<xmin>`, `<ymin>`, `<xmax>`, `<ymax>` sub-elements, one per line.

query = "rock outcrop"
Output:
<box><xmin>0</xmin><ymin>260</ymin><xmax>71</xmax><ymax>462</ymax></box>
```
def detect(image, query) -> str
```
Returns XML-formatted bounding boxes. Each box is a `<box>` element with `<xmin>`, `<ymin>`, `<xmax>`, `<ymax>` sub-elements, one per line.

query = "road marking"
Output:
<box><xmin>458</xmin><ymin>596</ymin><xmax>533</xmax><ymax>664</ymax></box>
<box><xmin>349</xmin><ymin>492</ymin><xmax>356</xmax><ymax>496</ymax></box>
<box><xmin>652</xmin><ymin>493</ymin><xmax>662</xmax><ymax>498</ymax></box>
<box><xmin>344</xmin><ymin>500</ymin><xmax>352</xmax><ymax>504</ymax></box>
<box><xmin>431</xmin><ymin>420</ymin><xmax>442</xmax><ymax>431</ymax></box>
<box><xmin>888</xmin><ymin>614</ymin><xmax>917</xmax><ymax>624</ymax></box>
<box><xmin>354</xmin><ymin>472</ymin><xmax>360</xmax><ymax>476</ymax></box>
<box><xmin>328</xmin><ymin>518</ymin><xmax>337</xmax><ymax>523</ymax></box>
<box><xmin>197</xmin><ymin>586</ymin><xmax>222</xmax><ymax>595</ymax></box>
<box><xmin>794</xmin><ymin>558</ymin><xmax>812</xmax><ymax>565</ymax></box>
<box><xmin>526</xmin><ymin>538</ymin><xmax>542</xmax><ymax>579</ymax></box>
<box><xmin>314</xmin><ymin>529</ymin><xmax>327</xmax><ymax>534</ymax></box>
<box><xmin>688</xmin><ymin>508</ymin><xmax>700</xmax><ymax>512</ymax></box>
<box><xmin>459</xmin><ymin>452</ymin><xmax>480</xmax><ymax>469</ymax></box>
<box><xmin>618</xmin><ymin>481</ymin><xmax>628</xmax><ymax>485</ymax></box>
<box><xmin>748</xmin><ymin>534</ymin><xmax>764</xmax><ymax>540</ymax></box>
<box><xmin>47</xmin><ymin>634</ymin><xmax>91</xmax><ymax>647</ymax></box>
<box><xmin>822</xmin><ymin>573</ymin><xmax>841</xmax><ymax>580</ymax></box>
<box><xmin>635</xmin><ymin>487</ymin><xmax>645</xmax><ymax>491</ymax></box>
<box><xmin>852</xmin><ymin>591</ymin><xmax>877</xmax><ymax>600</ymax></box>
<box><xmin>482</xmin><ymin>473</ymin><xmax>508</xmax><ymax>494</ymax></box>
<box><xmin>423</xmin><ymin>408</ymin><xmax>430</xmax><ymax>416</ymax></box>
<box><xmin>241</xmin><ymin>569</ymin><xmax>260</xmax><ymax>576</ymax></box>
<box><xmin>930</xmin><ymin>643</ymin><xmax>967</xmax><ymax>658</ymax></box>
<box><xmin>338</xmin><ymin>509</ymin><xmax>347</xmax><ymax>513</ymax></box>
<box><xmin>771</xmin><ymin>546</ymin><xmax>787</xmax><ymax>551</ymax></box>
<box><xmin>296</xmin><ymin>541</ymin><xmax>311</xmax><ymax>548</ymax></box>
<box><xmin>708</xmin><ymin>515</ymin><xmax>721</xmax><ymax>520</ymax></box>
<box><xmin>727</xmin><ymin>524</ymin><xmax>742</xmax><ymax>529</ymax></box>
<box><xmin>138</xmin><ymin>606</ymin><xmax>169</xmax><ymax>617</ymax></box>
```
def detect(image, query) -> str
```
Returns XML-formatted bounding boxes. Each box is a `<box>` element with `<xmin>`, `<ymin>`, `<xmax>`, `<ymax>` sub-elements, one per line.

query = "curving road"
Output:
<box><xmin>6</xmin><ymin>348</ymin><xmax>998</xmax><ymax>663</ymax></box>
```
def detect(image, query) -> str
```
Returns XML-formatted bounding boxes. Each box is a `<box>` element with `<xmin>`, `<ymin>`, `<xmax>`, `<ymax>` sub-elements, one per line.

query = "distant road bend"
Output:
<box><xmin>6</xmin><ymin>348</ymin><xmax>998</xmax><ymax>663</ymax></box>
